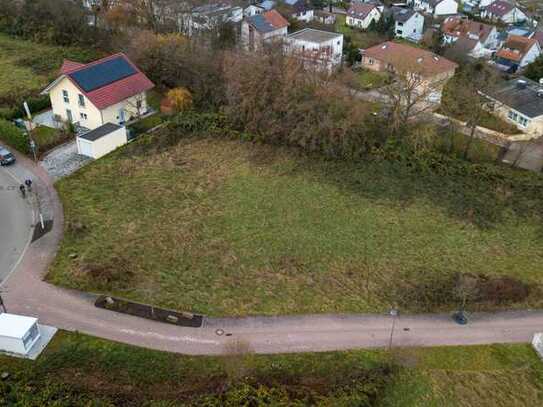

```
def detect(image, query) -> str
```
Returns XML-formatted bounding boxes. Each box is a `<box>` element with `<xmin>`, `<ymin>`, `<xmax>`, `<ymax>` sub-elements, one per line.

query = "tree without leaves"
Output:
<box><xmin>441</xmin><ymin>62</ymin><xmax>500</xmax><ymax>159</ymax></box>
<box><xmin>380</xmin><ymin>59</ymin><xmax>451</xmax><ymax>138</ymax></box>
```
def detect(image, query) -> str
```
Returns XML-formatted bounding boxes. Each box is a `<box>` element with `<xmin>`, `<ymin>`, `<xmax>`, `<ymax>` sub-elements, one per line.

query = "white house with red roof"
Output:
<box><xmin>42</xmin><ymin>53</ymin><xmax>154</xmax><ymax>132</ymax></box>
<box><xmin>346</xmin><ymin>3</ymin><xmax>381</xmax><ymax>29</ymax></box>
<box><xmin>481</xmin><ymin>1</ymin><xmax>527</xmax><ymax>24</ymax></box>
<box><xmin>241</xmin><ymin>9</ymin><xmax>289</xmax><ymax>51</ymax></box>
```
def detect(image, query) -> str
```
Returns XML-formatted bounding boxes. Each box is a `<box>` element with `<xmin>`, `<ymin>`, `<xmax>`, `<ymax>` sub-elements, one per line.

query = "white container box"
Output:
<box><xmin>0</xmin><ymin>313</ymin><xmax>41</xmax><ymax>355</ymax></box>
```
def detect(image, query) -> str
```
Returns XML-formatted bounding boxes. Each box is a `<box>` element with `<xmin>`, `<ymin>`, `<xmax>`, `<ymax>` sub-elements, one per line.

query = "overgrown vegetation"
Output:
<box><xmin>0</xmin><ymin>33</ymin><xmax>100</xmax><ymax>107</ymax></box>
<box><xmin>1</xmin><ymin>331</ymin><xmax>543</xmax><ymax>406</ymax></box>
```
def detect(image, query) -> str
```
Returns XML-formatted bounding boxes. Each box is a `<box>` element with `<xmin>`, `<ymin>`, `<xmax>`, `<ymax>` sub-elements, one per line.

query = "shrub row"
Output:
<box><xmin>0</xmin><ymin>95</ymin><xmax>51</xmax><ymax>121</ymax></box>
<box><xmin>0</xmin><ymin>119</ymin><xmax>30</xmax><ymax>154</ymax></box>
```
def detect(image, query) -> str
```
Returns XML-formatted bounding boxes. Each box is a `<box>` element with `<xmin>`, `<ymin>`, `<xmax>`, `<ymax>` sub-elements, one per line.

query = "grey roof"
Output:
<box><xmin>259</xmin><ymin>0</ymin><xmax>275</xmax><ymax>10</ymax></box>
<box><xmin>486</xmin><ymin>77</ymin><xmax>543</xmax><ymax>118</ymax></box>
<box><xmin>288</xmin><ymin>28</ymin><xmax>342</xmax><ymax>43</ymax></box>
<box><xmin>428</xmin><ymin>0</ymin><xmax>446</xmax><ymax>7</ymax></box>
<box><xmin>79</xmin><ymin>122</ymin><xmax>122</xmax><ymax>142</ymax></box>
<box><xmin>390</xmin><ymin>6</ymin><xmax>416</xmax><ymax>23</ymax></box>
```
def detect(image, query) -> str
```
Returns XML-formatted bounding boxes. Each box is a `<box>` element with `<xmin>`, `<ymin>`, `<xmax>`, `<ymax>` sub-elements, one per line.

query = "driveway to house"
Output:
<box><xmin>3</xmin><ymin>150</ymin><xmax>543</xmax><ymax>356</ymax></box>
<box><xmin>40</xmin><ymin>141</ymin><xmax>92</xmax><ymax>181</ymax></box>
<box><xmin>0</xmin><ymin>163</ymin><xmax>33</xmax><ymax>283</ymax></box>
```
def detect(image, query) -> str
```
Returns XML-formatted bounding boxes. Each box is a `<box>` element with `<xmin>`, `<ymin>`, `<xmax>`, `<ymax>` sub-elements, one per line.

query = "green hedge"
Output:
<box><xmin>0</xmin><ymin>119</ymin><xmax>30</xmax><ymax>154</ymax></box>
<box><xmin>0</xmin><ymin>95</ymin><xmax>51</xmax><ymax>121</ymax></box>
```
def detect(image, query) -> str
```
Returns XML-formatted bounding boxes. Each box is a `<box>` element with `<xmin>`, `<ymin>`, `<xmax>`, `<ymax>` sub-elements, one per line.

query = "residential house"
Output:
<box><xmin>259</xmin><ymin>0</ymin><xmax>277</xmax><ymax>10</ymax></box>
<box><xmin>481</xmin><ymin>1</ymin><xmax>527</xmax><ymax>24</ymax></box>
<box><xmin>286</xmin><ymin>28</ymin><xmax>344</xmax><ymax>71</ymax></box>
<box><xmin>448</xmin><ymin>37</ymin><xmax>487</xmax><ymax>59</ymax></box>
<box><xmin>483</xmin><ymin>77</ymin><xmax>543</xmax><ymax>135</ymax></box>
<box><xmin>244</xmin><ymin>4</ymin><xmax>265</xmax><ymax>17</ymax></box>
<box><xmin>441</xmin><ymin>16</ymin><xmax>498</xmax><ymax>57</ymax></box>
<box><xmin>241</xmin><ymin>9</ymin><xmax>289</xmax><ymax>51</ymax></box>
<box><xmin>361</xmin><ymin>41</ymin><xmax>457</xmax><ymax>99</ymax></box>
<box><xmin>314</xmin><ymin>10</ymin><xmax>336</xmax><ymax>25</ymax></box>
<box><xmin>283</xmin><ymin>0</ymin><xmax>314</xmax><ymax>22</ymax></box>
<box><xmin>183</xmin><ymin>3</ymin><xmax>243</xmax><ymax>35</ymax></box>
<box><xmin>409</xmin><ymin>0</ymin><xmax>458</xmax><ymax>17</ymax></box>
<box><xmin>42</xmin><ymin>53</ymin><xmax>154</xmax><ymax>131</ymax></box>
<box><xmin>346</xmin><ymin>3</ymin><xmax>381</xmax><ymax>29</ymax></box>
<box><xmin>390</xmin><ymin>7</ymin><xmax>424</xmax><ymax>42</ymax></box>
<box><xmin>354</xmin><ymin>0</ymin><xmax>385</xmax><ymax>13</ymax></box>
<box><xmin>495</xmin><ymin>34</ymin><xmax>540</xmax><ymax>72</ymax></box>
<box><xmin>531</xmin><ymin>31</ymin><xmax>543</xmax><ymax>49</ymax></box>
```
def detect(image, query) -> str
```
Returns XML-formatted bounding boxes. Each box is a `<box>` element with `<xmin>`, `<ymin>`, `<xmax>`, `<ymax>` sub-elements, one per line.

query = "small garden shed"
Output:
<box><xmin>76</xmin><ymin>122</ymin><xmax>127</xmax><ymax>159</ymax></box>
<box><xmin>0</xmin><ymin>313</ymin><xmax>41</xmax><ymax>355</ymax></box>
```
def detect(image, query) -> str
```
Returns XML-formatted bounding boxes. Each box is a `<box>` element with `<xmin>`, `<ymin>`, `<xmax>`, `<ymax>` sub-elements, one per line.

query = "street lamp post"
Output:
<box><xmin>388</xmin><ymin>308</ymin><xmax>398</xmax><ymax>351</ymax></box>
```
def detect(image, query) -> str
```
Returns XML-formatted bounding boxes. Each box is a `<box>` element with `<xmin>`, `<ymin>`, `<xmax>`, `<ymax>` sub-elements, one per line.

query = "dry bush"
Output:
<box><xmin>223</xmin><ymin>48</ymin><xmax>381</xmax><ymax>159</ymax></box>
<box><xmin>221</xmin><ymin>340</ymin><xmax>257</xmax><ymax>383</ymax></box>
<box><xmin>78</xmin><ymin>256</ymin><xmax>134</xmax><ymax>287</ymax></box>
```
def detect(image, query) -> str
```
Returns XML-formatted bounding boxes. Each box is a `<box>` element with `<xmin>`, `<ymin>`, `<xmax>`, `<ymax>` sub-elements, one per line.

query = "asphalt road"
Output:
<box><xmin>0</xmin><ymin>163</ymin><xmax>33</xmax><ymax>282</ymax></box>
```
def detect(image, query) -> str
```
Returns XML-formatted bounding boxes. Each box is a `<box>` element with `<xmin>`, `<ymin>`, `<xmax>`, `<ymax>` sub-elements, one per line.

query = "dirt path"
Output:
<box><xmin>1</xmin><ymin>150</ymin><xmax>542</xmax><ymax>355</ymax></box>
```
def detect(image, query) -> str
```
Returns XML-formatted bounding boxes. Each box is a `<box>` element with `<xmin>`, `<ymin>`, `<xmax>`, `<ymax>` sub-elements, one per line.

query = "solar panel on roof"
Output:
<box><xmin>69</xmin><ymin>56</ymin><xmax>137</xmax><ymax>93</ymax></box>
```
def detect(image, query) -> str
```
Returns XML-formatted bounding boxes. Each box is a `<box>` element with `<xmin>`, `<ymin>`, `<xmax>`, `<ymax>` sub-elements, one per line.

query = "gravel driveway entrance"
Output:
<box><xmin>40</xmin><ymin>141</ymin><xmax>92</xmax><ymax>181</ymax></box>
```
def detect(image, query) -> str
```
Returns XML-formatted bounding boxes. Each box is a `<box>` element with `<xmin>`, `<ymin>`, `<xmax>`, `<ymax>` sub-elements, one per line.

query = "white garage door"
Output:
<box><xmin>77</xmin><ymin>138</ymin><xmax>93</xmax><ymax>158</ymax></box>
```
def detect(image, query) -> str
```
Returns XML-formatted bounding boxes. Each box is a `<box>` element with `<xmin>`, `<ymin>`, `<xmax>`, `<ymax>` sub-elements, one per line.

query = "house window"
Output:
<box><xmin>368</xmin><ymin>58</ymin><xmax>374</xmax><ymax>65</ymax></box>
<box><xmin>519</xmin><ymin>116</ymin><xmax>529</xmax><ymax>127</ymax></box>
<box><xmin>62</xmin><ymin>90</ymin><xmax>69</xmax><ymax>103</ymax></box>
<box><xmin>136</xmin><ymin>99</ymin><xmax>142</xmax><ymax>110</ymax></box>
<box><xmin>80</xmin><ymin>112</ymin><xmax>88</xmax><ymax>120</ymax></box>
<box><xmin>398</xmin><ymin>22</ymin><xmax>403</xmax><ymax>26</ymax></box>
<box><xmin>508</xmin><ymin>110</ymin><xmax>518</xmax><ymax>121</ymax></box>
<box><xmin>78</xmin><ymin>94</ymin><xmax>85</xmax><ymax>107</ymax></box>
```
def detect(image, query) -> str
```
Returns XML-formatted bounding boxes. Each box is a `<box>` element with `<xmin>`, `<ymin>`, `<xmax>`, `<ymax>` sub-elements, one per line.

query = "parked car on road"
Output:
<box><xmin>0</xmin><ymin>146</ymin><xmax>16</xmax><ymax>166</ymax></box>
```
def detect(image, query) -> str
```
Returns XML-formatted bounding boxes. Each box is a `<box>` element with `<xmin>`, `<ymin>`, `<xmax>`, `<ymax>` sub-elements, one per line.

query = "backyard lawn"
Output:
<box><xmin>335</xmin><ymin>15</ymin><xmax>388</xmax><ymax>49</ymax></box>
<box><xmin>357</xmin><ymin>69</ymin><xmax>389</xmax><ymax>90</ymax></box>
<box><xmin>1</xmin><ymin>331</ymin><xmax>543</xmax><ymax>406</ymax></box>
<box><xmin>47</xmin><ymin>134</ymin><xmax>543</xmax><ymax>317</ymax></box>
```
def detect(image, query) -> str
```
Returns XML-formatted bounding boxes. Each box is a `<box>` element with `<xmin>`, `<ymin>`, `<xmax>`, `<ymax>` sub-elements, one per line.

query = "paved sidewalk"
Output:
<box><xmin>2</xmin><ymin>150</ymin><xmax>543</xmax><ymax>356</ymax></box>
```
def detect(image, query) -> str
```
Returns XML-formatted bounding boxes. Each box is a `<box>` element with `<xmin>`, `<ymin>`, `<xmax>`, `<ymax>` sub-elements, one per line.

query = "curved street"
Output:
<box><xmin>1</xmin><ymin>150</ymin><xmax>543</xmax><ymax>355</ymax></box>
<box><xmin>0</xmin><ymin>164</ymin><xmax>33</xmax><ymax>282</ymax></box>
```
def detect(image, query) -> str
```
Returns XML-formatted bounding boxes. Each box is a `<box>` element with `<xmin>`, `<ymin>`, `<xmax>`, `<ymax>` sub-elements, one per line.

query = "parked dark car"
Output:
<box><xmin>0</xmin><ymin>146</ymin><xmax>16</xmax><ymax>166</ymax></box>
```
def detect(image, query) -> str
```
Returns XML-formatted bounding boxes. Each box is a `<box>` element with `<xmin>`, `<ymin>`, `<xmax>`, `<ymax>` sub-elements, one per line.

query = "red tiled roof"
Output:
<box><xmin>441</xmin><ymin>16</ymin><xmax>494</xmax><ymax>43</ymax></box>
<box><xmin>264</xmin><ymin>9</ymin><xmax>289</xmax><ymax>29</ymax></box>
<box><xmin>364</xmin><ymin>41</ymin><xmax>458</xmax><ymax>77</ymax></box>
<box><xmin>59</xmin><ymin>53</ymin><xmax>154</xmax><ymax>110</ymax></box>
<box><xmin>60</xmin><ymin>59</ymin><xmax>85</xmax><ymax>74</ymax></box>
<box><xmin>496</xmin><ymin>34</ymin><xmax>538</xmax><ymax>62</ymax></box>
<box><xmin>484</xmin><ymin>0</ymin><xmax>514</xmax><ymax>17</ymax></box>
<box><xmin>347</xmin><ymin>3</ymin><xmax>378</xmax><ymax>20</ymax></box>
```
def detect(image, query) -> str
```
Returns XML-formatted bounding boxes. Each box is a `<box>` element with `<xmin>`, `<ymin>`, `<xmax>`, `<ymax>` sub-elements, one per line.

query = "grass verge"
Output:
<box><xmin>1</xmin><ymin>331</ymin><xmax>542</xmax><ymax>406</ymax></box>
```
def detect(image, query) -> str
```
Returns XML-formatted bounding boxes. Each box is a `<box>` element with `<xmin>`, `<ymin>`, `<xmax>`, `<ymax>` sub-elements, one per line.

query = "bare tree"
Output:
<box><xmin>441</xmin><ymin>62</ymin><xmax>500</xmax><ymax>159</ymax></box>
<box><xmin>380</xmin><ymin>60</ymin><xmax>451</xmax><ymax>137</ymax></box>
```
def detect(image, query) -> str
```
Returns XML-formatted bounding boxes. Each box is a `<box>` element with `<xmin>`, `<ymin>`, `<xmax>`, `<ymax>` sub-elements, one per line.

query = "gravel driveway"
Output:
<box><xmin>40</xmin><ymin>141</ymin><xmax>92</xmax><ymax>181</ymax></box>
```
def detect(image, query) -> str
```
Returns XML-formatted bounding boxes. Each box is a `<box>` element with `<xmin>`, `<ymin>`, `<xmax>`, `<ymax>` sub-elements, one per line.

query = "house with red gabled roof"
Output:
<box><xmin>42</xmin><ymin>53</ymin><xmax>154</xmax><ymax>131</ymax></box>
<box><xmin>346</xmin><ymin>3</ymin><xmax>381</xmax><ymax>29</ymax></box>
<box><xmin>481</xmin><ymin>1</ymin><xmax>527</xmax><ymax>24</ymax></box>
<box><xmin>361</xmin><ymin>41</ymin><xmax>457</xmax><ymax>100</ymax></box>
<box><xmin>495</xmin><ymin>35</ymin><xmax>540</xmax><ymax>72</ymax></box>
<box><xmin>241</xmin><ymin>9</ymin><xmax>289</xmax><ymax>51</ymax></box>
